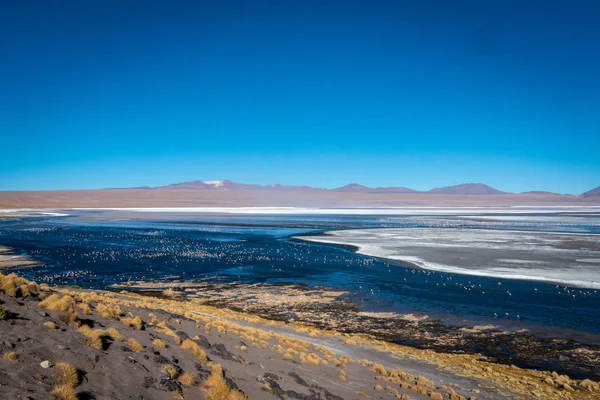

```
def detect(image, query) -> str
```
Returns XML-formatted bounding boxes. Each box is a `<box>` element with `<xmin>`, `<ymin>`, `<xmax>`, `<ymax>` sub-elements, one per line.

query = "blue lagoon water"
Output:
<box><xmin>1</xmin><ymin>209</ymin><xmax>600</xmax><ymax>343</ymax></box>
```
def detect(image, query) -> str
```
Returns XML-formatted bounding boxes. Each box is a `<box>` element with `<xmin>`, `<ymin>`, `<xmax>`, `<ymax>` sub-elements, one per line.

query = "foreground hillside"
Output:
<box><xmin>1</xmin><ymin>272</ymin><xmax>599</xmax><ymax>400</ymax></box>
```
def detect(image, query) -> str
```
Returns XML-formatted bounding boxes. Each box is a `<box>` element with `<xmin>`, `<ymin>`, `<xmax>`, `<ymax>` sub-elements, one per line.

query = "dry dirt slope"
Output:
<box><xmin>1</xmin><ymin>272</ymin><xmax>599</xmax><ymax>400</ymax></box>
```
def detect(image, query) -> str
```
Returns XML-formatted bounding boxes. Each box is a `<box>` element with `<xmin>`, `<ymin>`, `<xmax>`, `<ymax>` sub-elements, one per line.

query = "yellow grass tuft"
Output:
<box><xmin>97</xmin><ymin>303</ymin><xmax>124</xmax><ymax>319</ymax></box>
<box><xmin>204</xmin><ymin>364</ymin><xmax>247</xmax><ymax>400</ymax></box>
<box><xmin>126</xmin><ymin>338</ymin><xmax>143</xmax><ymax>352</ymax></box>
<box><xmin>105</xmin><ymin>327</ymin><xmax>122</xmax><ymax>341</ymax></box>
<box><xmin>44</xmin><ymin>321</ymin><xmax>58</xmax><ymax>329</ymax></box>
<box><xmin>152</xmin><ymin>338</ymin><xmax>166</xmax><ymax>348</ymax></box>
<box><xmin>181</xmin><ymin>338</ymin><xmax>208</xmax><ymax>361</ymax></box>
<box><xmin>3</xmin><ymin>351</ymin><xmax>17</xmax><ymax>361</ymax></box>
<box><xmin>370</xmin><ymin>363</ymin><xmax>387</xmax><ymax>375</ymax></box>
<box><xmin>339</xmin><ymin>370</ymin><xmax>346</xmax><ymax>382</ymax></box>
<box><xmin>55</xmin><ymin>362</ymin><xmax>79</xmax><ymax>388</ymax></box>
<box><xmin>0</xmin><ymin>273</ymin><xmax>32</xmax><ymax>298</ymax></box>
<box><xmin>58</xmin><ymin>310</ymin><xmax>79</xmax><ymax>325</ymax></box>
<box><xmin>156</xmin><ymin>322</ymin><xmax>182</xmax><ymax>344</ymax></box>
<box><xmin>171</xmin><ymin>390</ymin><xmax>184</xmax><ymax>400</ymax></box>
<box><xmin>165</xmin><ymin>364</ymin><xmax>180</xmax><ymax>379</ymax></box>
<box><xmin>121</xmin><ymin>315</ymin><xmax>144</xmax><ymax>330</ymax></box>
<box><xmin>78</xmin><ymin>302</ymin><xmax>91</xmax><ymax>315</ymax></box>
<box><xmin>51</xmin><ymin>384</ymin><xmax>78</xmax><ymax>400</ymax></box>
<box><xmin>77</xmin><ymin>325</ymin><xmax>105</xmax><ymax>350</ymax></box>
<box><xmin>39</xmin><ymin>294</ymin><xmax>76</xmax><ymax>312</ymax></box>
<box><xmin>344</xmin><ymin>338</ymin><xmax>357</xmax><ymax>345</ymax></box>
<box><xmin>178</xmin><ymin>371</ymin><xmax>198</xmax><ymax>387</ymax></box>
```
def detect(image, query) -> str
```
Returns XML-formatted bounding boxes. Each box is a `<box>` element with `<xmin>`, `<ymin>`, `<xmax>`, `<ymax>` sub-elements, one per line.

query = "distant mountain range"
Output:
<box><xmin>582</xmin><ymin>186</ymin><xmax>600</xmax><ymax>197</ymax></box>
<box><xmin>149</xmin><ymin>180</ymin><xmax>600</xmax><ymax>196</ymax></box>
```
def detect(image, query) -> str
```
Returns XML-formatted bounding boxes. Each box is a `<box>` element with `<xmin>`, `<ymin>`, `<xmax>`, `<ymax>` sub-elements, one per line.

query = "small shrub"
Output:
<box><xmin>178</xmin><ymin>371</ymin><xmax>198</xmax><ymax>387</ymax></box>
<box><xmin>105</xmin><ymin>327</ymin><xmax>122</xmax><ymax>341</ymax></box>
<box><xmin>76</xmin><ymin>325</ymin><xmax>105</xmax><ymax>349</ymax></box>
<box><xmin>121</xmin><ymin>316</ymin><xmax>144</xmax><ymax>330</ymax></box>
<box><xmin>344</xmin><ymin>339</ymin><xmax>357</xmax><ymax>345</ymax></box>
<box><xmin>181</xmin><ymin>338</ymin><xmax>208</xmax><ymax>361</ymax></box>
<box><xmin>78</xmin><ymin>303</ymin><xmax>91</xmax><ymax>315</ymax></box>
<box><xmin>55</xmin><ymin>362</ymin><xmax>79</xmax><ymax>387</ymax></box>
<box><xmin>165</xmin><ymin>364</ymin><xmax>181</xmax><ymax>379</ymax></box>
<box><xmin>0</xmin><ymin>305</ymin><xmax>9</xmax><ymax>320</ymax></box>
<box><xmin>204</xmin><ymin>364</ymin><xmax>247</xmax><ymax>400</ymax></box>
<box><xmin>51</xmin><ymin>384</ymin><xmax>78</xmax><ymax>400</ymax></box>
<box><xmin>39</xmin><ymin>294</ymin><xmax>76</xmax><ymax>312</ymax></box>
<box><xmin>97</xmin><ymin>303</ymin><xmax>124</xmax><ymax>319</ymax></box>
<box><xmin>371</xmin><ymin>363</ymin><xmax>387</xmax><ymax>375</ymax></box>
<box><xmin>58</xmin><ymin>310</ymin><xmax>79</xmax><ymax>325</ymax></box>
<box><xmin>126</xmin><ymin>338</ymin><xmax>143</xmax><ymax>352</ymax></box>
<box><xmin>3</xmin><ymin>351</ymin><xmax>17</xmax><ymax>361</ymax></box>
<box><xmin>44</xmin><ymin>321</ymin><xmax>58</xmax><ymax>329</ymax></box>
<box><xmin>152</xmin><ymin>338</ymin><xmax>166</xmax><ymax>348</ymax></box>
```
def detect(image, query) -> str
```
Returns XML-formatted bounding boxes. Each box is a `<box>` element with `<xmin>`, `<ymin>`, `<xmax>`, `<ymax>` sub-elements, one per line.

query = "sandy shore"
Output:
<box><xmin>0</xmin><ymin>246</ymin><xmax>40</xmax><ymax>270</ymax></box>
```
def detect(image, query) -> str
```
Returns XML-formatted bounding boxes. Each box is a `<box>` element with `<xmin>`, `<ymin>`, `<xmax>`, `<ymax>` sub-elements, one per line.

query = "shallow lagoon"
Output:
<box><xmin>1</xmin><ymin>208</ymin><xmax>600</xmax><ymax>342</ymax></box>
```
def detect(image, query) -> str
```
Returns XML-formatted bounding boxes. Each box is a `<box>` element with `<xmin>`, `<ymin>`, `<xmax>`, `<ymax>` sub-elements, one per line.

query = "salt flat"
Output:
<box><xmin>299</xmin><ymin>228</ymin><xmax>600</xmax><ymax>289</ymax></box>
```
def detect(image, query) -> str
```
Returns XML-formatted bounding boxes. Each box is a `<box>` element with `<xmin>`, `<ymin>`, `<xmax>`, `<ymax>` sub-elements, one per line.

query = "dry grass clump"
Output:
<box><xmin>105</xmin><ymin>327</ymin><xmax>122</xmax><ymax>341</ymax></box>
<box><xmin>51</xmin><ymin>384</ymin><xmax>78</xmax><ymax>400</ymax></box>
<box><xmin>51</xmin><ymin>361</ymin><xmax>80</xmax><ymax>400</ymax></box>
<box><xmin>277</xmin><ymin>336</ymin><xmax>311</xmax><ymax>354</ymax></box>
<box><xmin>78</xmin><ymin>302</ymin><xmax>92</xmax><ymax>315</ymax></box>
<box><xmin>0</xmin><ymin>272</ymin><xmax>36</xmax><ymax>298</ymax></box>
<box><xmin>3</xmin><ymin>351</ymin><xmax>17</xmax><ymax>361</ymax></box>
<box><xmin>97</xmin><ymin>303</ymin><xmax>124</xmax><ymax>319</ymax></box>
<box><xmin>77</xmin><ymin>325</ymin><xmax>106</xmax><ymax>350</ymax></box>
<box><xmin>371</xmin><ymin>363</ymin><xmax>387</xmax><ymax>375</ymax></box>
<box><xmin>148</xmin><ymin>314</ymin><xmax>161</xmax><ymax>326</ymax></box>
<box><xmin>344</xmin><ymin>338</ymin><xmax>357</xmax><ymax>345</ymax></box>
<box><xmin>126</xmin><ymin>338</ymin><xmax>143</xmax><ymax>352</ymax></box>
<box><xmin>58</xmin><ymin>310</ymin><xmax>79</xmax><ymax>325</ymax></box>
<box><xmin>121</xmin><ymin>315</ymin><xmax>144</xmax><ymax>330</ymax></box>
<box><xmin>339</xmin><ymin>370</ymin><xmax>346</xmax><ymax>382</ymax></box>
<box><xmin>39</xmin><ymin>294</ymin><xmax>76</xmax><ymax>312</ymax></box>
<box><xmin>317</xmin><ymin>345</ymin><xmax>336</xmax><ymax>356</ymax></box>
<box><xmin>165</xmin><ymin>364</ymin><xmax>181</xmax><ymax>379</ymax></box>
<box><xmin>0</xmin><ymin>305</ymin><xmax>9</xmax><ymax>320</ymax></box>
<box><xmin>152</xmin><ymin>338</ymin><xmax>166</xmax><ymax>348</ymax></box>
<box><xmin>178</xmin><ymin>371</ymin><xmax>198</xmax><ymax>387</ymax></box>
<box><xmin>204</xmin><ymin>363</ymin><xmax>247</xmax><ymax>400</ymax></box>
<box><xmin>44</xmin><ymin>321</ymin><xmax>58</xmax><ymax>329</ymax></box>
<box><xmin>171</xmin><ymin>390</ymin><xmax>184</xmax><ymax>400</ymax></box>
<box><xmin>299</xmin><ymin>352</ymin><xmax>322</xmax><ymax>366</ymax></box>
<box><xmin>55</xmin><ymin>362</ymin><xmax>79</xmax><ymax>387</ymax></box>
<box><xmin>181</xmin><ymin>338</ymin><xmax>208</xmax><ymax>361</ymax></box>
<box><xmin>156</xmin><ymin>322</ymin><xmax>182</xmax><ymax>344</ymax></box>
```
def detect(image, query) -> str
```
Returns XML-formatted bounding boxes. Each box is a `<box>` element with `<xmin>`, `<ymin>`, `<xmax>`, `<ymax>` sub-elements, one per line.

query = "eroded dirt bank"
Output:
<box><xmin>3</xmin><ymin>271</ymin><xmax>600</xmax><ymax>399</ymax></box>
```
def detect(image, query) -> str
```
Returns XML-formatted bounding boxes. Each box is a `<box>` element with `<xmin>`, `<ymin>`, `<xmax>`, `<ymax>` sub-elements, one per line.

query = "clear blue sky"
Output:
<box><xmin>1</xmin><ymin>0</ymin><xmax>599</xmax><ymax>194</ymax></box>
